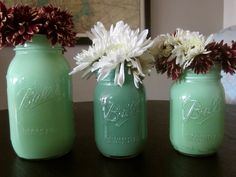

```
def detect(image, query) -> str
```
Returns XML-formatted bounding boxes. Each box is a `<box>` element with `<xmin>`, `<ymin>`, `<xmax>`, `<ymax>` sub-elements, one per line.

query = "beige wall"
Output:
<box><xmin>0</xmin><ymin>0</ymin><xmax>223</xmax><ymax>110</ymax></box>
<box><xmin>224</xmin><ymin>0</ymin><xmax>236</xmax><ymax>28</ymax></box>
<box><xmin>151</xmin><ymin>0</ymin><xmax>223</xmax><ymax>35</ymax></box>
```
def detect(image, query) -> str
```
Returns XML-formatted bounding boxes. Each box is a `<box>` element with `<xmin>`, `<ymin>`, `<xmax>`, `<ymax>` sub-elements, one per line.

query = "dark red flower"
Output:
<box><xmin>156</xmin><ymin>57</ymin><xmax>168</xmax><ymax>74</ymax></box>
<box><xmin>155</xmin><ymin>39</ymin><xmax>236</xmax><ymax>80</ymax></box>
<box><xmin>0</xmin><ymin>1</ymin><xmax>8</xmax><ymax>48</ymax></box>
<box><xmin>166</xmin><ymin>59</ymin><xmax>182</xmax><ymax>80</ymax></box>
<box><xmin>6</xmin><ymin>5</ymin><xmax>41</xmax><ymax>46</ymax></box>
<box><xmin>188</xmin><ymin>53</ymin><xmax>214</xmax><ymax>74</ymax></box>
<box><xmin>206</xmin><ymin>41</ymin><xmax>236</xmax><ymax>74</ymax></box>
<box><xmin>156</xmin><ymin>57</ymin><xmax>182</xmax><ymax>80</ymax></box>
<box><xmin>0</xmin><ymin>2</ymin><xmax>76</xmax><ymax>47</ymax></box>
<box><xmin>34</xmin><ymin>5</ymin><xmax>76</xmax><ymax>46</ymax></box>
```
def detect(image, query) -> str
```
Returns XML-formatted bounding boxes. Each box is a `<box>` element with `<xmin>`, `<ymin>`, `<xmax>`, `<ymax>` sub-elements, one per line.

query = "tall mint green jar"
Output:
<box><xmin>170</xmin><ymin>67</ymin><xmax>225</xmax><ymax>156</ymax></box>
<box><xmin>6</xmin><ymin>35</ymin><xmax>75</xmax><ymax>159</ymax></box>
<box><xmin>94</xmin><ymin>70</ymin><xmax>147</xmax><ymax>158</ymax></box>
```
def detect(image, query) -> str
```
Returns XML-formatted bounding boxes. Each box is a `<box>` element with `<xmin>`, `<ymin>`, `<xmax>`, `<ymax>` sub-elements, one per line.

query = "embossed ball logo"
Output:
<box><xmin>100</xmin><ymin>97</ymin><xmax>141</xmax><ymax>144</ymax></box>
<box><xmin>182</xmin><ymin>97</ymin><xmax>222</xmax><ymax>124</ymax></box>
<box><xmin>101</xmin><ymin>97</ymin><xmax>140</xmax><ymax>127</ymax></box>
<box><xmin>16</xmin><ymin>79</ymin><xmax>66</xmax><ymax>111</ymax></box>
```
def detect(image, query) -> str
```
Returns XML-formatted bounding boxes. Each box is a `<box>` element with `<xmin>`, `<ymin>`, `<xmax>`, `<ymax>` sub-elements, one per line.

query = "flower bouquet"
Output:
<box><xmin>70</xmin><ymin>20</ymin><xmax>154</xmax><ymax>88</ymax></box>
<box><xmin>152</xmin><ymin>28</ymin><xmax>236</xmax><ymax>80</ymax></box>
<box><xmin>0</xmin><ymin>2</ymin><xmax>76</xmax><ymax>48</ymax></box>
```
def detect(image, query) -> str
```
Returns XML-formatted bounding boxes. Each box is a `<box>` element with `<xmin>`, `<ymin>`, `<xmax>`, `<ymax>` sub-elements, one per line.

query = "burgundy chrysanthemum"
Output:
<box><xmin>188</xmin><ymin>53</ymin><xmax>214</xmax><ymax>74</ymax></box>
<box><xmin>156</xmin><ymin>58</ymin><xmax>182</xmax><ymax>80</ymax></box>
<box><xmin>206</xmin><ymin>41</ymin><xmax>236</xmax><ymax>74</ymax></box>
<box><xmin>34</xmin><ymin>5</ymin><xmax>76</xmax><ymax>46</ymax></box>
<box><xmin>156</xmin><ymin>57</ymin><xmax>168</xmax><ymax>74</ymax></box>
<box><xmin>0</xmin><ymin>2</ymin><xmax>8</xmax><ymax>48</ymax></box>
<box><xmin>155</xmin><ymin>40</ymin><xmax>236</xmax><ymax>80</ymax></box>
<box><xmin>166</xmin><ymin>59</ymin><xmax>182</xmax><ymax>80</ymax></box>
<box><xmin>0</xmin><ymin>2</ymin><xmax>76</xmax><ymax>47</ymax></box>
<box><xmin>6</xmin><ymin>5</ymin><xmax>41</xmax><ymax>46</ymax></box>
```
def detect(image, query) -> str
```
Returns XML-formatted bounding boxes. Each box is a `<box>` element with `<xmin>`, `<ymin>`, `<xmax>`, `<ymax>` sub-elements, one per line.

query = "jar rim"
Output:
<box><xmin>14</xmin><ymin>34</ymin><xmax>63</xmax><ymax>51</ymax></box>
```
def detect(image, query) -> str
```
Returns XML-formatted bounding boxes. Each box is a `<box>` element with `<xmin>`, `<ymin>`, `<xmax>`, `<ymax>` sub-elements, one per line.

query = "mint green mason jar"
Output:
<box><xmin>6</xmin><ymin>35</ymin><xmax>75</xmax><ymax>159</ymax></box>
<box><xmin>170</xmin><ymin>67</ymin><xmax>225</xmax><ymax>156</ymax></box>
<box><xmin>94</xmin><ymin>70</ymin><xmax>147</xmax><ymax>158</ymax></box>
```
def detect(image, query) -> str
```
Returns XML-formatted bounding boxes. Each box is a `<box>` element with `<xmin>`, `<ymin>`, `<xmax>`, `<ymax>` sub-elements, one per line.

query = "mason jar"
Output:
<box><xmin>94</xmin><ymin>70</ymin><xmax>147</xmax><ymax>158</ymax></box>
<box><xmin>170</xmin><ymin>67</ymin><xmax>225</xmax><ymax>156</ymax></box>
<box><xmin>7</xmin><ymin>34</ymin><xmax>75</xmax><ymax>159</ymax></box>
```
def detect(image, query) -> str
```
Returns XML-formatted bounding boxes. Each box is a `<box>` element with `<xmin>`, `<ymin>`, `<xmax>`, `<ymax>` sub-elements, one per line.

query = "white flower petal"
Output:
<box><xmin>114</xmin><ymin>66</ymin><xmax>119</xmax><ymax>84</ymax></box>
<box><xmin>116</xmin><ymin>62</ymin><xmax>125</xmax><ymax>87</ymax></box>
<box><xmin>133</xmin><ymin>72</ymin><xmax>141</xmax><ymax>88</ymax></box>
<box><xmin>153</xmin><ymin>28</ymin><xmax>213</xmax><ymax>67</ymax></box>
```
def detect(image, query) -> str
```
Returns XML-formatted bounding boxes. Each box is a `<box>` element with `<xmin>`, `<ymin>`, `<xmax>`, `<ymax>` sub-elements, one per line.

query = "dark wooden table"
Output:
<box><xmin>0</xmin><ymin>101</ymin><xmax>235</xmax><ymax>177</ymax></box>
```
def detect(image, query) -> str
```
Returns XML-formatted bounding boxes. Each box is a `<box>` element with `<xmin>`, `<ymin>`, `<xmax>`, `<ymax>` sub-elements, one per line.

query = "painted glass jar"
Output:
<box><xmin>6</xmin><ymin>35</ymin><xmax>75</xmax><ymax>159</ymax></box>
<box><xmin>170</xmin><ymin>67</ymin><xmax>225</xmax><ymax>156</ymax></box>
<box><xmin>94</xmin><ymin>70</ymin><xmax>147</xmax><ymax>158</ymax></box>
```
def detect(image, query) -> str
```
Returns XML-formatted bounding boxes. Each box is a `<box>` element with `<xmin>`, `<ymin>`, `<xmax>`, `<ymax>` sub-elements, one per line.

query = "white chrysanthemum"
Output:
<box><xmin>171</xmin><ymin>28</ymin><xmax>213</xmax><ymax>68</ymax></box>
<box><xmin>70</xmin><ymin>20</ymin><xmax>154</xmax><ymax>88</ymax></box>
<box><xmin>131</xmin><ymin>52</ymin><xmax>155</xmax><ymax>87</ymax></box>
<box><xmin>69</xmin><ymin>22</ymin><xmax>109</xmax><ymax>77</ymax></box>
<box><xmin>150</xmin><ymin>34</ymin><xmax>174</xmax><ymax>58</ymax></box>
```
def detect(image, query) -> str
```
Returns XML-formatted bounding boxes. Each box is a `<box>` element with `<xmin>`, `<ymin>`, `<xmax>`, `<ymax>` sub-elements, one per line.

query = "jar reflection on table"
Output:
<box><xmin>167</xmin><ymin>153</ymin><xmax>223</xmax><ymax>177</ymax></box>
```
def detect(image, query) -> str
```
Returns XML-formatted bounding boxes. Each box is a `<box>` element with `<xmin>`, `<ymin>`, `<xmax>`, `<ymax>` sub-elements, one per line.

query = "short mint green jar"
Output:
<box><xmin>170</xmin><ymin>67</ymin><xmax>225</xmax><ymax>156</ymax></box>
<box><xmin>6</xmin><ymin>35</ymin><xmax>75</xmax><ymax>159</ymax></box>
<box><xmin>94</xmin><ymin>70</ymin><xmax>147</xmax><ymax>158</ymax></box>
